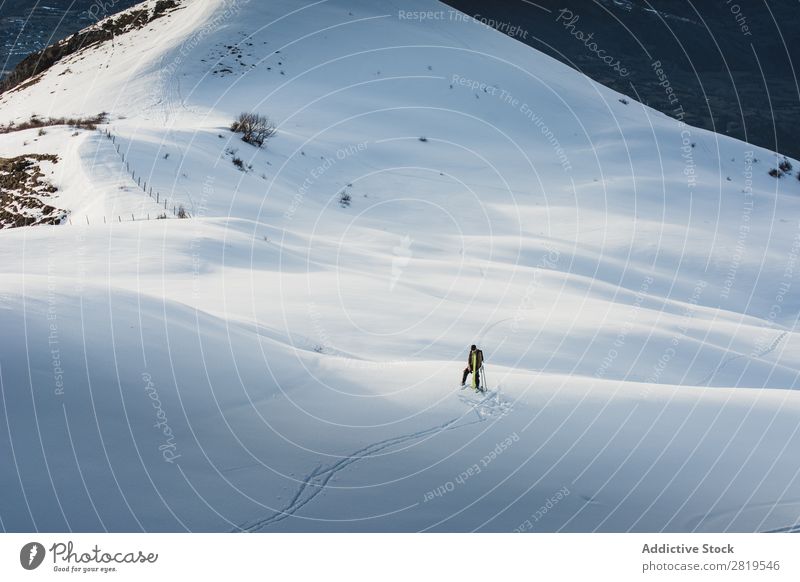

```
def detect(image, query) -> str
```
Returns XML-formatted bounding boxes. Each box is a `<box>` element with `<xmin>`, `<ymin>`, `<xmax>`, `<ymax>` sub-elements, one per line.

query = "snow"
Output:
<box><xmin>1</xmin><ymin>0</ymin><xmax>800</xmax><ymax>532</ymax></box>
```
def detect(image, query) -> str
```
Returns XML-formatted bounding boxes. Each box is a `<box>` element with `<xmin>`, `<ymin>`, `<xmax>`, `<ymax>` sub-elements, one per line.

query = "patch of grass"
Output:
<box><xmin>0</xmin><ymin>112</ymin><xmax>108</xmax><ymax>135</ymax></box>
<box><xmin>153</xmin><ymin>0</ymin><xmax>179</xmax><ymax>18</ymax></box>
<box><xmin>0</xmin><ymin>153</ymin><xmax>65</xmax><ymax>228</ymax></box>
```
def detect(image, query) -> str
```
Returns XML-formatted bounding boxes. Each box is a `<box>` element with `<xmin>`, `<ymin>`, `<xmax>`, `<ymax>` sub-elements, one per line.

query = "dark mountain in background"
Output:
<box><xmin>2</xmin><ymin>1</ymin><xmax>798</xmax><ymax>159</ymax></box>
<box><xmin>0</xmin><ymin>0</ymin><xmax>140</xmax><ymax>76</ymax></box>
<box><xmin>442</xmin><ymin>0</ymin><xmax>800</xmax><ymax>159</ymax></box>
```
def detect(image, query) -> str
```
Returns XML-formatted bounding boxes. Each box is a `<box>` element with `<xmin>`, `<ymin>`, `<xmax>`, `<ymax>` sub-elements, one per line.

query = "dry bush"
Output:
<box><xmin>231</xmin><ymin>112</ymin><xmax>276</xmax><ymax>147</ymax></box>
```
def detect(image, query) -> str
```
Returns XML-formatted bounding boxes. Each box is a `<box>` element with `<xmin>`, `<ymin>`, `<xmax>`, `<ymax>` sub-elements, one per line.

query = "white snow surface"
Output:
<box><xmin>1</xmin><ymin>0</ymin><xmax>800</xmax><ymax>532</ymax></box>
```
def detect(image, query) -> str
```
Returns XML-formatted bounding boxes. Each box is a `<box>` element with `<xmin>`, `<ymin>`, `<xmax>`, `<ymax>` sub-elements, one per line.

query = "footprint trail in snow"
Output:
<box><xmin>237</xmin><ymin>388</ymin><xmax>512</xmax><ymax>531</ymax></box>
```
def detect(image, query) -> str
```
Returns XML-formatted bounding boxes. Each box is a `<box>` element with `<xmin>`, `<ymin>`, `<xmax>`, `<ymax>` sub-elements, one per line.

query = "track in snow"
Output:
<box><xmin>696</xmin><ymin>330</ymin><xmax>788</xmax><ymax>386</ymax></box>
<box><xmin>236</xmin><ymin>390</ymin><xmax>509</xmax><ymax>531</ymax></box>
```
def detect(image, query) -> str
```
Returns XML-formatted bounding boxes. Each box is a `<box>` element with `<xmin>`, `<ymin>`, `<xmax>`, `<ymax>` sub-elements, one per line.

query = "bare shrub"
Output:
<box><xmin>230</xmin><ymin>112</ymin><xmax>276</xmax><ymax>147</ymax></box>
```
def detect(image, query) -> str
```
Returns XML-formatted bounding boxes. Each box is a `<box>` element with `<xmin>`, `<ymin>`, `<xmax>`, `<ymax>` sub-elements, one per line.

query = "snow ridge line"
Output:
<box><xmin>235</xmin><ymin>393</ymin><xmax>499</xmax><ymax>532</ymax></box>
<box><xmin>764</xmin><ymin>523</ymin><xmax>800</xmax><ymax>533</ymax></box>
<box><xmin>696</xmin><ymin>330</ymin><xmax>788</xmax><ymax>386</ymax></box>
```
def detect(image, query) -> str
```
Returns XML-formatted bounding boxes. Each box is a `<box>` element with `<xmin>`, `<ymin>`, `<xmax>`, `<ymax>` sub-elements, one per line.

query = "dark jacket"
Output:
<box><xmin>468</xmin><ymin>349</ymin><xmax>484</xmax><ymax>371</ymax></box>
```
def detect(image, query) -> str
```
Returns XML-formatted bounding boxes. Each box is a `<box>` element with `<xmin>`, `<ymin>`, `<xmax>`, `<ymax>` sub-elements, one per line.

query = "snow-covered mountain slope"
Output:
<box><xmin>1</xmin><ymin>0</ymin><xmax>800</xmax><ymax>532</ymax></box>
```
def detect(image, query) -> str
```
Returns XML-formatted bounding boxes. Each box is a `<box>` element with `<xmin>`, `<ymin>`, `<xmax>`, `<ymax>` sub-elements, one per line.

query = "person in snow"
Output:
<box><xmin>461</xmin><ymin>344</ymin><xmax>484</xmax><ymax>390</ymax></box>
